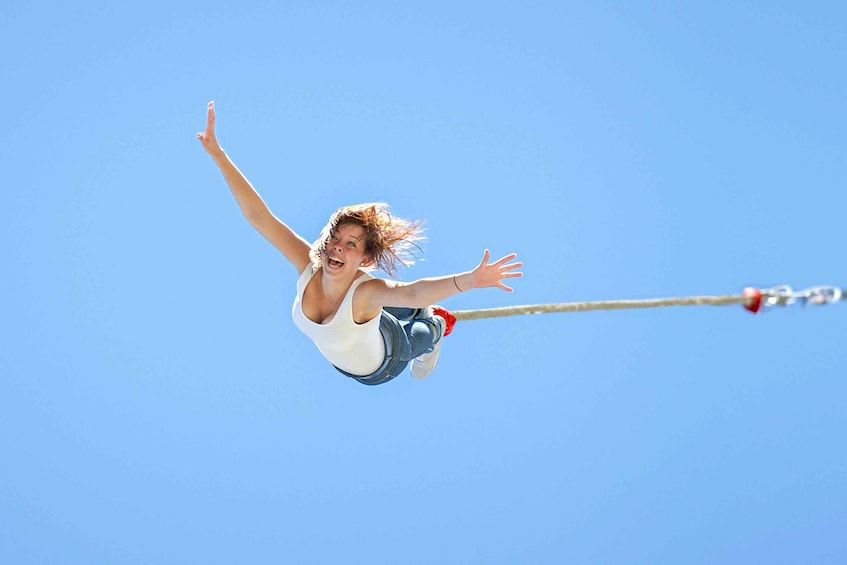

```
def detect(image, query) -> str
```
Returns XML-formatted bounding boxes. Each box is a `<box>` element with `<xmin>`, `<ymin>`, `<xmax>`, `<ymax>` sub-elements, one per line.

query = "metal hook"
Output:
<box><xmin>763</xmin><ymin>285</ymin><xmax>795</xmax><ymax>308</ymax></box>
<box><xmin>759</xmin><ymin>285</ymin><xmax>843</xmax><ymax>310</ymax></box>
<box><xmin>800</xmin><ymin>286</ymin><xmax>842</xmax><ymax>306</ymax></box>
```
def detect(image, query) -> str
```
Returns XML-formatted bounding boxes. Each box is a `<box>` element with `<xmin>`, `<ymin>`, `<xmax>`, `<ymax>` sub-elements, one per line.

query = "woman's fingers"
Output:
<box><xmin>493</xmin><ymin>253</ymin><xmax>523</xmax><ymax>276</ymax></box>
<box><xmin>492</xmin><ymin>252</ymin><xmax>518</xmax><ymax>266</ymax></box>
<box><xmin>492</xmin><ymin>252</ymin><xmax>521</xmax><ymax>292</ymax></box>
<box><xmin>206</xmin><ymin>101</ymin><xmax>215</xmax><ymax>130</ymax></box>
<box><xmin>197</xmin><ymin>101</ymin><xmax>220</xmax><ymax>153</ymax></box>
<box><xmin>203</xmin><ymin>101</ymin><xmax>216</xmax><ymax>140</ymax></box>
<box><xmin>477</xmin><ymin>249</ymin><xmax>491</xmax><ymax>268</ymax></box>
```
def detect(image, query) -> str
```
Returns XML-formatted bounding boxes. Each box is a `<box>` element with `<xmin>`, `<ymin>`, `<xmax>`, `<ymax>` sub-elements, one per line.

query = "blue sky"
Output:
<box><xmin>2</xmin><ymin>1</ymin><xmax>846</xmax><ymax>563</ymax></box>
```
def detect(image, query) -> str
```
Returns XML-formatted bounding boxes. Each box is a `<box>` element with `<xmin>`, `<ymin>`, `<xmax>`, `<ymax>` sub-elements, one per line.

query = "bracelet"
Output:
<box><xmin>453</xmin><ymin>275</ymin><xmax>464</xmax><ymax>292</ymax></box>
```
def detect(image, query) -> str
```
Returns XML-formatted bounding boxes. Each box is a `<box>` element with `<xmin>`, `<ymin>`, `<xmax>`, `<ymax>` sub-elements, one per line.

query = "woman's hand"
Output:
<box><xmin>467</xmin><ymin>249</ymin><xmax>523</xmax><ymax>292</ymax></box>
<box><xmin>196</xmin><ymin>101</ymin><xmax>223</xmax><ymax>157</ymax></box>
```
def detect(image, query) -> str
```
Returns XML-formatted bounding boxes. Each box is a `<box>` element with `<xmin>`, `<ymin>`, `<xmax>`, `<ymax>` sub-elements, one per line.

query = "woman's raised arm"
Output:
<box><xmin>197</xmin><ymin>102</ymin><xmax>311</xmax><ymax>272</ymax></box>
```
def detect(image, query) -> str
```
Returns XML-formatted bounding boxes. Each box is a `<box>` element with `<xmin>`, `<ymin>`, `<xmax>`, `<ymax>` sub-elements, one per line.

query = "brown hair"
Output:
<box><xmin>310</xmin><ymin>202</ymin><xmax>425</xmax><ymax>277</ymax></box>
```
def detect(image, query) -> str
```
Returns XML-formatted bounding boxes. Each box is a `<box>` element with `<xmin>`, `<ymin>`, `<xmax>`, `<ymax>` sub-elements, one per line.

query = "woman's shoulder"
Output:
<box><xmin>295</xmin><ymin>261</ymin><xmax>320</xmax><ymax>290</ymax></box>
<box><xmin>299</xmin><ymin>261</ymin><xmax>318</xmax><ymax>276</ymax></box>
<box><xmin>353</xmin><ymin>274</ymin><xmax>391</xmax><ymax>296</ymax></box>
<box><xmin>351</xmin><ymin>274</ymin><xmax>389</xmax><ymax>323</ymax></box>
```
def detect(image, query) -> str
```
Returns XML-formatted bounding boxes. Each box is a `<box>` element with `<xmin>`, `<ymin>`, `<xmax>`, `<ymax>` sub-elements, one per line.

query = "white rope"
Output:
<box><xmin>452</xmin><ymin>285</ymin><xmax>847</xmax><ymax>321</ymax></box>
<box><xmin>453</xmin><ymin>293</ymin><xmax>751</xmax><ymax>321</ymax></box>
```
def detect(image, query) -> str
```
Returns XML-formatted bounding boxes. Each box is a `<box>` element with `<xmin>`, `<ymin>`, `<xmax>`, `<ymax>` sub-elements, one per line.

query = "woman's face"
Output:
<box><xmin>322</xmin><ymin>223</ymin><xmax>371</xmax><ymax>276</ymax></box>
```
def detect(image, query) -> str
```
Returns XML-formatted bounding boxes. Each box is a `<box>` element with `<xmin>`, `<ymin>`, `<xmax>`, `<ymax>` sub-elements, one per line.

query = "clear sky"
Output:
<box><xmin>2</xmin><ymin>1</ymin><xmax>846</xmax><ymax>563</ymax></box>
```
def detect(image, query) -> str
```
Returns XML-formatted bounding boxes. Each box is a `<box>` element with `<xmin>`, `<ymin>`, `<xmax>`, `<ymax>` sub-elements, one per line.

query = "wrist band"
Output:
<box><xmin>453</xmin><ymin>275</ymin><xmax>464</xmax><ymax>292</ymax></box>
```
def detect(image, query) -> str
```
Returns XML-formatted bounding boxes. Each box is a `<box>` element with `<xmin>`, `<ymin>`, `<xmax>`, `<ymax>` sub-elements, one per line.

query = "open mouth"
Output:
<box><xmin>327</xmin><ymin>256</ymin><xmax>345</xmax><ymax>269</ymax></box>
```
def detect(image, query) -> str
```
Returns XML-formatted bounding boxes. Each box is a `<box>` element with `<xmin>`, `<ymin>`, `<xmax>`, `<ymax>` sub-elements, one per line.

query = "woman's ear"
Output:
<box><xmin>361</xmin><ymin>256</ymin><xmax>375</xmax><ymax>267</ymax></box>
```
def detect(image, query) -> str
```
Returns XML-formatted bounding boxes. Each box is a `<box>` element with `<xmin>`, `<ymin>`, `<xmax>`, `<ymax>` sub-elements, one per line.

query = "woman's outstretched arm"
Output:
<box><xmin>361</xmin><ymin>249</ymin><xmax>523</xmax><ymax>312</ymax></box>
<box><xmin>197</xmin><ymin>101</ymin><xmax>311</xmax><ymax>273</ymax></box>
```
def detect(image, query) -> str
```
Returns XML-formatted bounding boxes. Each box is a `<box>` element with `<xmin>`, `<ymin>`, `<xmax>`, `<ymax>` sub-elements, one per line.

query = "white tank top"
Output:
<box><xmin>291</xmin><ymin>263</ymin><xmax>385</xmax><ymax>376</ymax></box>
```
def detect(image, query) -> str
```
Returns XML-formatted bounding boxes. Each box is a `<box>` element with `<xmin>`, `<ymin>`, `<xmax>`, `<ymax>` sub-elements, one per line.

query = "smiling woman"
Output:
<box><xmin>197</xmin><ymin>101</ymin><xmax>522</xmax><ymax>385</ymax></box>
<box><xmin>311</xmin><ymin>203</ymin><xmax>424</xmax><ymax>277</ymax></box>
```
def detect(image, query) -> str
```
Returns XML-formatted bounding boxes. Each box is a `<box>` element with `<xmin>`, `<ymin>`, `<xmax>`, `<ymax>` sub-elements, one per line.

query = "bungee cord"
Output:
<box><xmin>452</xmin><ymin>285</ymin><xmax>845</xmax><ymax>321</ymax></box>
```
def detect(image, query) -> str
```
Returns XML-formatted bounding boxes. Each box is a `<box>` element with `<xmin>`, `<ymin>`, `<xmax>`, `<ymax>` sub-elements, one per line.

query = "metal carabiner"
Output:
<box><xmin>801</xmin><ymin>286</ymin><xmax>842</xmax><ymax>306</ymax></box>
<box><xmin>762</xmin><ymin>285</ymin><xmax>796</xmax><ymax>308</ymax></box>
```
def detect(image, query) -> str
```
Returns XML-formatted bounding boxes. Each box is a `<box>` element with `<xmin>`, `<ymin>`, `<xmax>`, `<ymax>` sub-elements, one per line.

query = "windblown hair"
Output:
<box><xmin>310</xmin><ymin>202</ymin><xmax>425</xmax><ymax>278</ymax></box>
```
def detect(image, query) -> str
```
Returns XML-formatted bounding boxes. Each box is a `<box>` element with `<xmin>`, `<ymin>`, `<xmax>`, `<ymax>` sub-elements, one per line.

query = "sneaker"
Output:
<box><xmin>410</xmin><ymin>315</ymin><xmax>447</xmax><ymax>379</ymax></box>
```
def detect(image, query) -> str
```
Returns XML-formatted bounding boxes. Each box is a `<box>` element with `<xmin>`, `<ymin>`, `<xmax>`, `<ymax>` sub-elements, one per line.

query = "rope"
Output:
<box><xmin>453</xmin><ymin>293</ymin><xmax>749</xmax><ymax>321</ymax></box>
<box><xmin>452</xmin><ymin>285</ymin><xmax>845</xmax><ymax>321</ymax></box>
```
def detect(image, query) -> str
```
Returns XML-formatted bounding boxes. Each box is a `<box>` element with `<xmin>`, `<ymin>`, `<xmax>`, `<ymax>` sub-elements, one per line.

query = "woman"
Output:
<box><xmin>197</xmin><ymin>102</ymin><xmax>522</xmax><ymax>385</ymax></box>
